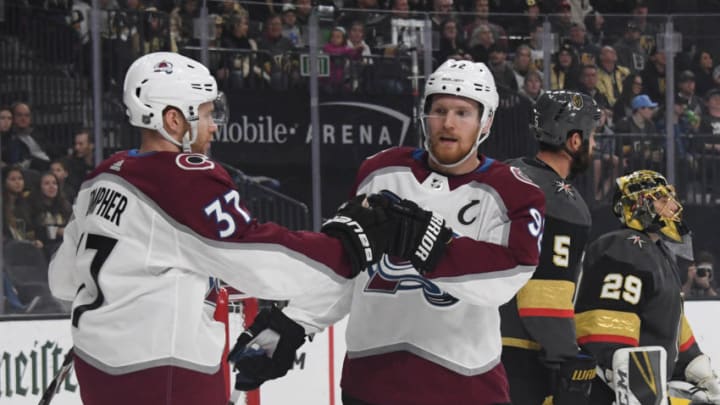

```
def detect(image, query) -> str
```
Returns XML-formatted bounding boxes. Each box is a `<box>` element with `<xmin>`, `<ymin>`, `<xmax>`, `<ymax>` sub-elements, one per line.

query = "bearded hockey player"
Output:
<box><xmin>575</xmin><ymin>170</ymin><xmax>720</xmax><ymax>405</ymax></box>
<box><xmin>229</xmin><ymin>59</ymin><xmax>547</xmax><ymax>405</ymax></box>
<box><xmin>501</xmin><ymin>90</ymin><xmax>599</xmax><ymax>405</ymax></box>
<box><xmin>47</xmin><ymin>52</ymin><xmax>395</xmax><ymax>405</ymax></box>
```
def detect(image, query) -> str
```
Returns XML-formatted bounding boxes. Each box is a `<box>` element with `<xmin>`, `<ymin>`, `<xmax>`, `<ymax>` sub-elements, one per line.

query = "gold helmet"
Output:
<box><xmin>612</xmin><ymin>170</ymin><xmax>686</xmax><ymax>242</ymax></box>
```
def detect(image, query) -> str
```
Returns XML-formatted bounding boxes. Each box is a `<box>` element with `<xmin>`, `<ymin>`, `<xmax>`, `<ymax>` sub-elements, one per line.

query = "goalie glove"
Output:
<box><xmin>550</xmin><ymin>354</ymin><xmax>597</xmax><ymax>405</ymax></box>
<box><xmin>367</xmin><ymin>190</ymin><xmax>453</xmax><ymax>274</ymax></box>
<box><xmin>685</xmin><ymin>354</ymin><xmax>720</xmax><ymax>404</ymax></box>
<box><xmin>227</xmin><ymin>306</ymin><xmax>306</xmax><ymax>391</ymax></box>
<box><xmin>321</xmin><ymin>195</ymin><xmax>393</xmax><ymax>276</ymax></box>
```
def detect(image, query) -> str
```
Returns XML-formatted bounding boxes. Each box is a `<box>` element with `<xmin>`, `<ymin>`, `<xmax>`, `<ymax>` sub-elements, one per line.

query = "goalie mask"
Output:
<box><xmin>123</xmin><ymin>52</ymin><xmax>226</xmax><ymax>152</ymax></box>
<box><xmin>612</xmin><ymin>170</ymin><xmax>687</xmax><ymax>242</ymax></box>
<box><xmin>420</xmin><ymin>59</ymin><xmax>499</xmax><ymax>169</ymax></box>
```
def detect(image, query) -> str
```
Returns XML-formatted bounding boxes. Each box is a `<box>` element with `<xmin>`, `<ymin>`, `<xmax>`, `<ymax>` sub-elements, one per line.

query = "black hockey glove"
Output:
<box><xmin>227</xmin><ymin>306</ymin><xmax>306</xmax><ymax>391</ymax></box>
<box><xmin>321</xmin><ymin>194</ymin><xmax>393</xmax><ymax>276</ymax></box>
<box><xmin>367</xmin><ymin>190</ymin><xmax>453</xmax><ymax>274</ymax></box>
<box><xmin>551</xmin><ymin>353</ymin><xmax>597</xmax><ymax>405</ymax></box>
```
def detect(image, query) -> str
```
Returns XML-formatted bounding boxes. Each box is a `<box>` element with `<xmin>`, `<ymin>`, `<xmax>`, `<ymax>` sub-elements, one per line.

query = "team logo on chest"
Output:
<box><xmin>457</xmin><ymin>199</ymin><xmax>480</xmax><ymax>225</ymax></box>
<box><xmin>554</xmin><ymin>180</ymin><xmax>575</xmax><ymax>198</ymax></box>
<box><xmin>364</xmin><ymin>256</ymin><xmax>458</xmax><ymax>307</ymax></box>
<box><xmin>627</xmin><ymin>235</ymin><xmax>645</xmax><ymax>248</ymax></box>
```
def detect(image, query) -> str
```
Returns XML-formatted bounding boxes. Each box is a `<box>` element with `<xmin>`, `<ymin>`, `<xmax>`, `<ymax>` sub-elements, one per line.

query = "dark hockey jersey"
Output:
<box><xmin>575</xmin><ymin>228</ymin><xmax>700</xmax><ymax>378</ymax></box>
<box><xmin>500</xmin><ymin>157</ymin><xmax>592</xmax><ymax>364</ymax></box>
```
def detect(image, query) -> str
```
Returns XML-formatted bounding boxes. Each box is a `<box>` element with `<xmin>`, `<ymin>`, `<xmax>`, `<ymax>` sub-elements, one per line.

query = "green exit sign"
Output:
<box><xmin>300</xmin><ymin>54</ymin><xmax>330</xmax><ymax>77</ymax></box>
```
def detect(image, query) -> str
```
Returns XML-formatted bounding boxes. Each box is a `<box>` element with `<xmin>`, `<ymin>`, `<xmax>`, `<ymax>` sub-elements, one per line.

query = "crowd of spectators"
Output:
<box><xmin>4</xmin><ymin>0</ymin><xmax>720</xmax><ymax>313</ymax></box>
<box><xmin>1</xmin><ymin>102</ymin><xmax>94</xmax><ymax>313</ymax></box>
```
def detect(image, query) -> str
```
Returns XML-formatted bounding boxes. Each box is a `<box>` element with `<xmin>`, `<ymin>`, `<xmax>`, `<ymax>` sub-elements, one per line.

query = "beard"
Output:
<box><xmin>569</xmin><ymin>141</ymin><xmax>591</xmax><ymax>178</ymax></box>
<box><xmin>428</xmin><ymin>136</ymin><xmax>477</xmax><ymax>166</ymax></box>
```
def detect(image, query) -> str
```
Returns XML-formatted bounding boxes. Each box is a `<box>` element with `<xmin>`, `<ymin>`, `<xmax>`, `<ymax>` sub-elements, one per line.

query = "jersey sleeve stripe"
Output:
<box><xmin>576</xmin><ymin>334</ymin><xmax>639</xmax><ymax>347</ymax></box>
<box><xmin>516</xmin><ymin>279</ymin><xmax>575</xmax><ymax>311</ymax></box>
<box><xmin>518</xmin><ymin>308</ymin><xmax>575</xmax><ymax>318</ymax></box>
<box><xmin>679</xmin><ymin>316</ymin><xmax>696</xmax><ymax>352</ymax></box>
<box><xmin>502</xmin><ymin>337</ymin><xmax>542</xmax><ymax>350</ymax></box>
<box><xmin>576</xmin><ymin>309</ymin><xmax>640</xmax><ymax>344</ymax></box>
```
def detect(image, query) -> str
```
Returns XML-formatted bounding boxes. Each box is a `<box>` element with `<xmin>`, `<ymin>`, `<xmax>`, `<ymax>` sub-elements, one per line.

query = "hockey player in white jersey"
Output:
<box><xmin>229</xmin><ymin>59</ymin><xmax>547</xmax><ymax>405</ymax></box>
<box><xmin>47</xmin><ymin>52</ymin><xmax>395</xmax><ymax>405</ymax></box>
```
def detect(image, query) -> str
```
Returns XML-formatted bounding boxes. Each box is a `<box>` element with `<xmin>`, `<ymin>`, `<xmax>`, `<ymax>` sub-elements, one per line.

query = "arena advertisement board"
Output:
<box><xmin>1</xmin><ymin>303</ymin><xmax>718</xmax><ymax>405</ymax></box>
<box><xmin>211</xmin><ymin>91</ymin><xmax>418</xmax><ymax>168</ymax></box>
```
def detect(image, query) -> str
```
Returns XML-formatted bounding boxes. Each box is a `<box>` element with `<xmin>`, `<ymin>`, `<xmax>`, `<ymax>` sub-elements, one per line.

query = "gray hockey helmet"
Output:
<box><xmin>531</xmin><ymin>90</ymin><xmax>600</xmax><ymax>146</ymax></box>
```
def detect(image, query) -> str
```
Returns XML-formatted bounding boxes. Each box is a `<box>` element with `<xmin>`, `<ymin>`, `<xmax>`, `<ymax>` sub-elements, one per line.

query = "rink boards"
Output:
<box><xmin>1</xmin><ymin>300</ymin><xmax>719</xmax><ymax>404</ymax></box>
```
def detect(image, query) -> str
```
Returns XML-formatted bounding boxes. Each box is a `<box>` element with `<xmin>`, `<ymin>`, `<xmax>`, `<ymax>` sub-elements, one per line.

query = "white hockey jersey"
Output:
<box><xmin>48</xmin><ymin>150</ymin><xmax>353</xmax><ymax>375</ymax></box>
<box><xmin>285</xmin><ymin>147</ymin><xmax>546</xmax><ymax>405</ymax></box>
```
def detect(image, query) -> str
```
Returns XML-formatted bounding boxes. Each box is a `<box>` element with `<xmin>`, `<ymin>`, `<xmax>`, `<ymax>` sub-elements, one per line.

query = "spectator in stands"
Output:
<box><xmin>293</xmin><ymin>0</ymin><xmax>312</xmax><ymax>27</ymax></box>
<box><xmin>281</xmin><ymin>3</ymin><xmax>304</xmax><ymax>48</ymax></box>
<box><xmin>550</xmin><ymin>43</ymin><xmax>579</xmax><ymax>90</ymax></box>
<box><xmin>698</xmin><ymin>88</ymin><xmax>720</xmax><ymax>155</ymax></box>
<box><xmin>576</xmin><ymin>64</ymin><xmax>610</xmax><ymax>112</ymax></box>
<box><xmin>512</xmin><ymin>44</ymin><xmax>540</xmax><ymax>89</ymax></box>
<box><xmin>641</xmin><ymin>46</ymin><xmax>666</xmax><ymax>106</ymax></box>
<box><xmin>142</xmin><ymin>6</ymin><xmax>177</xmax><ymax>53</ymax></box>
<box><xmin>468</xmin><ymin>23</ymin><xmax>494</xmax><ymax>63</ymax></box>
<box><xmin>593</xmin><ymin>108</ymin><xmax>620</xmax><ymax>200</ymax></box>
<box><xmin>692</xmin><ymin>50</ymin><xmax>716</xmax><ymax>99</ymax></box>
<box><xmin>487</xmin><ymin>44</ymin><xmax>518</xmax><ymax>91</ymax></box>
<box><xmin>257</xmin><ymin>14</ymin><xmax>296</xmax><ymax>90</ymax></box>
<box><xmin>0</xmin><ymin>106</ymin><xmax>12</xmax><ymax>168</ymax></box>
<box><xmin>32</xmin><ymin>172</ymin><xmax>72</xmax><ymax>258</ymax></box>
<box><xmin>49</xmin><ymin>158</ymin><xmax>77</xmax><ymax>203</ymax></box>
<box><xmin>677</xmin><ymin>70</ymin><xmax>703</xmax><ymax>117</ymax></box>
<box><xmin>613</xmin><ymin>21</ymin><xmax>646</xmax><ymax>74</ymax></box>
<box><xmin>337</xmin><ymin>0</ymin><xmax>385</xmax><ymax>47</ymax></box>
<box><xmin>346</xmin><ymin>21</ymin><xmax>373</xmax><ymax>90</ymax></box>
<box><xmin>7</xmin><ymin>102</ymin><xmax>51</xmax><ymax>171</ymax></box>
<box><xmin>566</xmin><ymin>22</ymin><xmax>600</xmax><ymax>67</ymax></box>
<box><xmin>508</xmin><ymin>0</ymin><xmax>541</xmax><ymax>40</ymax></box>
<box><xmin>526</xmin><ymin>22</ymin><xmax>545</xmax><ymax>72</ymax></box>
<box><xmin>215</xmin><ymin>0</ymin><xmax>247</xmax><ymax>25</ymax></box>
<box><xmin>372</xmin><ymin>0</ymin><xmax>410</xmax><ymax>50</ymax></box>
<box><xmin>463</xmin><ymin>0</ymin><xmax>506</xmax><ymax>49</ymax></box>
<box><xmin>430</xmin><ymin>0</ymin><xmax>458</xmax><ymax>32</ymax></box>
<box><xmin>631</xmin><ymin>0</ymin><xmax>659</xmax><ymax>56</ymax></box>
<box><xmin>518</xmin><ymin>69</ymin><xmax>544</xmax><ymax>104</ymax></box>
<box><xmin>613</xmin><ymin>73</ymin><xmax>643</xmax><ymax>122</ymax></box>
<box><xmin>597</xmin><ymin>45</ymin><xmax>630</xmax><ymax>108</ymax></box>
<box><xmin>682</xmin><ymin>251</ymin><xmax>718</xmax><ymax>298</ymax></box>
<box><xmin>243</xmin><ymin>0</ymin><xmax>276</xmax><ymax>27</ymax></box>
<box><xmin>347</xmin><ymin>21</ymin><xmax>372</xmax><ymax>59</ymax></box>
<box><xmin>583</xmin><ymin>10</ymin><xmax>605</xmax><ymax>47</ymax></box>
<box><xmin>550</xmin><ymin>0</ymin><xmax>573</xmax><ymax>39</ymax></box>
<box><xmin>615</xmin><ymin>94</ymin><xmax>661</xmax><ymax>171</ymax></box>
<box><xmin>66</xmin><ymin>128</ymin><xmax>95</xmax><ymax>198</ymax></box>
<box><xmin>321</xmin><ymin>26</ymin><xmax>363</xmax><ymax>94</ymax></box>
<box><xmin>169</xmin><ymin>0</ymin><xmax>199</xmax><ymax>49</ymax></box>
<box><xmin>434</xmin><ymin>19</ymin><xmax>471</xmax><ymax>67</ymax></box>
<box><xmin>2</xmin><ymin>165</ymin><xmax>43</xmax><ymax>248</ymax></box>
<box><xmin>220</xmin><ymin>12</ymin><xmax>264</xmax><ymax>90</ymax></box>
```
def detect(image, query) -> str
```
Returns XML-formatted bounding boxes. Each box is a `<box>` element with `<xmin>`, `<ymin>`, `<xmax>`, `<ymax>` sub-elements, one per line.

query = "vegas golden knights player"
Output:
<box><xmin>502</xmin><ymin>91</ymin><xmax>600</xmax><ymax>405</ymax></box>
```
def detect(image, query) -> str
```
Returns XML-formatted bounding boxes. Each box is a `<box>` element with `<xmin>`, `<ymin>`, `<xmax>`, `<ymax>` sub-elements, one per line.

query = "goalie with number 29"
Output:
<box><xmin>575</xmin><ymin>170</ymin><xmax>720</xmax><ymax>405</ymax></box>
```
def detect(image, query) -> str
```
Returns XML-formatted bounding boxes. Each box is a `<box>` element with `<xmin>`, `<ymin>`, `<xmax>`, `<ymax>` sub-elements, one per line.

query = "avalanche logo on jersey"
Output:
<box><xmin>176</xmin><ymin>153</ymin><xmax>216</xmax><ymax>170</ymax></box>
<box><xmin>365</xmin><ymin>256</ymin><xmax>458</xmax><ymax>307</ymax></box>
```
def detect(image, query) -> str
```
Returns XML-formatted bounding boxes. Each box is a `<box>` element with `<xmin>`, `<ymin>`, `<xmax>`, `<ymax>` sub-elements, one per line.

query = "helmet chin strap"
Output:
<box><xmin>156</xmin><ymin>115</ymin><xmax>199</xmax><ymax>153</ymax></box>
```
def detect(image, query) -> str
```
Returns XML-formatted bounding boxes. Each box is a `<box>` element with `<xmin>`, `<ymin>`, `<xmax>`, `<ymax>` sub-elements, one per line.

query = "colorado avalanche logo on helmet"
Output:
<box><xmin>153</xmin><ymin>60</ymin><xmax>174</xmax><ymax>74</ymax></box>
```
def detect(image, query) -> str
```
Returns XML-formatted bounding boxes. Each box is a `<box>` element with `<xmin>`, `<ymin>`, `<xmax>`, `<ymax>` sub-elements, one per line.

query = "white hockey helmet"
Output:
<box><xmin>421</xmin><ymin>59</ymin><xmax>499</xmax><ymax>168</ymax></box>
<box><xmin>123</xmin><ymin>52</ymin><xmax>218</xmax><ymax>152</ymax></box>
